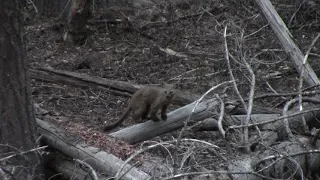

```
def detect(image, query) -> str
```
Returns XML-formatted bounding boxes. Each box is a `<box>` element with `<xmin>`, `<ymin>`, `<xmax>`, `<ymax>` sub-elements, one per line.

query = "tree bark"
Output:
<box><xmin>0</xmin><ymin>1</ymin><xmax>44</xmax><ymax>179</ymax></box>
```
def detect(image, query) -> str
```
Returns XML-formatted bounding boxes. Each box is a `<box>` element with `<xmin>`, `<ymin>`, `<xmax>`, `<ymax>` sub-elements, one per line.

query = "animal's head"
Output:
<box><xmin>161</xmin><ymin>82</ymin><xmax>176</xmax><ymax>100</ymax></box>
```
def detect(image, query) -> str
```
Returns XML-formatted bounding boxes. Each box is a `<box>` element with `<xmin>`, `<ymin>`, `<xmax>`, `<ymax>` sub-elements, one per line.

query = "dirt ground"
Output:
<box><xmin>25</xmin><ymin>0</ymin><xmax>320</xmax><ymax>178</ymax></box>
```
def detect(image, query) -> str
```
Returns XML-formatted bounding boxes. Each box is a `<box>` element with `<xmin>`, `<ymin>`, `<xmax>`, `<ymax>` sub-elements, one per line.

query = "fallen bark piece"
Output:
<box><xmin>110</xmin><ymin>99</ymin><xmax>219</xmax><ymax>144</ymax></box>
<box><xmin>30</xmin><ymin>67</ymin><xmax>137</xmax><ymax>97</ymax></box>
<box><xmin>36</xmin><ymin>119</ymin><xmax>150</xmax><ymax>180</ymax></box>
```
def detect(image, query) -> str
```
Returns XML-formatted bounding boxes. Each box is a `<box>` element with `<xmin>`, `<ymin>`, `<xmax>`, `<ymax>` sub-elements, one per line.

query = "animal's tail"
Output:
<box><xmin>103</xmin><ymin>107</ymin><xmax>131</xmax><ymax>131</ymax></box>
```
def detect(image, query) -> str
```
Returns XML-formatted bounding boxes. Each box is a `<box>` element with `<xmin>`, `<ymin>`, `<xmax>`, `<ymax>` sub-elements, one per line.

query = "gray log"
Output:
<box><xmin>110</xmin><ymin>99</ymin><xmax>219</xmax><ymax>144</ymax></box>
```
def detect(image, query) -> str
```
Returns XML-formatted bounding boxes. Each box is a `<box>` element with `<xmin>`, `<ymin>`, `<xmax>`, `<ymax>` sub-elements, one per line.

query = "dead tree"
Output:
<box><xmin>255</xmin><ymin>0</ymin><xmax>320</xmax><ymax>86</ymax></box>
<box><xmin>64</xmin><ymin>0</ymin><xmax>92</xmax><ymax>44</ymax></box>
<box><xmin>0</xmin><ymin>1</ymin><xmax>44</xmax><ymax>179</ymax></box>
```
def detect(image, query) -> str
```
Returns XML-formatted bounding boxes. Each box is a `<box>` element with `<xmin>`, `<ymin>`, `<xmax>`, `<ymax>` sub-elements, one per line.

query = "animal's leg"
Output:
<box><xmin>132</xmin><ymin>104</ymin><xmax>147</xmax><ymax>123</ymax></box>
<box><xmin>149</xmin><ymin>103</ymin><xmax>160</xmax><ymax>122</ymax></box>
<box><xmin>141</xmin><ymin>105</ymin><xmax>150</xmax><ymax>119</ymax></box>
<box><xmin>160</xmin><ymin>105</ymin><xmax>168</xmax><ymax>120</ymax></box>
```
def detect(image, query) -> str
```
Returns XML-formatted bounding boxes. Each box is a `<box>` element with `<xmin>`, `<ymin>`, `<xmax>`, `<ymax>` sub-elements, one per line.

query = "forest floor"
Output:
<box><xmin>25</xmin><ymin>0</ymin><xmax>320</xmax><ymax>177</ymax></box>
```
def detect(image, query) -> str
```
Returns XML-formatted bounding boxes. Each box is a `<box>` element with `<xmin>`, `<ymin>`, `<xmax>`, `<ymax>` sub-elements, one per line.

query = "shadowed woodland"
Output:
<box><xmin>1</xmin><ymin>0</ymin><xmax>320</xmax><ymax>179</ymax></box>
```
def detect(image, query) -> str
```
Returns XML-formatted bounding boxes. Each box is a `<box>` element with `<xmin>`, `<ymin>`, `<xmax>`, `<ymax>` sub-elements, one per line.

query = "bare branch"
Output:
<box><xmin>115</xmin><ymin>139</ymin><xmax>219</xmax><ymax>180</ymax></box>
<box><xmin>215</xmin><ymin>94</ymin><xmax>226</xmax><ymax>138</ymax></box>
<box><xmin>74</xmin><ymin>159</ymin><xmax>98</xmax><ymax>180</ymax></box>
<box><xmin>229</xmin><ymin>107</ymin><xmax>320</xmax><ymax>129</ymax></box>
<box><xmin>297</xmin><ymin>33</ymin><xmax>320</xmax><ymax>132</ymax></box>
<box><xmin>223</xmin><ymin>26</ymin><xmax>247</xmax><ymax>111</ymax></box>
<box><xmin>173</xmin><ymin>80</ymin><xmax>233</xmax><ymax>174</ymax></box>
<box><xmin>0</xmin><ymin>146</ymin><xmax>47</xmax><ymax>162</ymax></box>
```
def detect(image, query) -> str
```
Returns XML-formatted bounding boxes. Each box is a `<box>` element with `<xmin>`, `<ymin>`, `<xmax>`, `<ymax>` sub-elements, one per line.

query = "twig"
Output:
<box><xmin>297</xmin><ymin>33</ymin><xmax>320</xmax><ymax>133</ymax></box>
<box><xmin>312</xmin><ymin>129</ymin><xmax>320</xmax><ymax>147</ymax></box>
<box><xmin>173</xmin><ymin>80</ymin><xmax>233</xmax><ymax>174</ymax></box>
<box><xmin>158</xmin><ymin>47</ymin><xmax>188</xmax><ymax>58</ymax></box>
<box><xmin>244</xmin><ymin>23</ymin><xmax>269</xmax><ymax>39</ymax></box>
<box><xmin>170</xmin><ymin>70</ymin><xmax>226</xmax><ymax>81</ymax></box>
<box><xmin>215</xmin><ymin>94</ymin><xmax>226</xmax><ymax>138</ymax></box>
<box><xmin>47</xmin><ymin>173</ymin><xmax>63</xmax><ymax>180</ymax></box>
<box><xmin>179</xmin><ymin>146</ymin><xmax>195</xmax><ymax>172</ymax></box>
<box><xmin>224</xmin><ymin>26</ymin><xmax>247</xmax><ymax>111</ymax></box>
<box><xmin>0</xmin><ymin>146</ymin><xmax>47</xmax><ymax>162</ymax></box>
<box><xmin>303</xmin><ymin>84</ymin><xmax>320</xmax><ymax>91</ymax></box>
<box><xmin>224</xmin><ymin>25</ymin><xmax>249</xmax><ymax>144</ymax></box>
<box><xmin>139</xmin><ymin>10</ymin><xmax>208</xmax><ymax>30</ymax></box>
<box><xmin>258</xmin><ymin>149</ymin><xmax>320</xmax><ymax>164</ymax></box>
<box><xmin>116</xmin><ymin>161</ymin><xmax>140</xmax><ymax>180</ymax></box>
<box><xmin>164</xmin><ymin>169</ymin><xmax>275</xmax><ymax>180</ymax></box>
<box><xmin>114</xmin><ymin>139</ymin><xmax>218</xmax><ymax>179</ymax></box>
<box><xmin>140</xmin><ymin>140</ymin><xmax>174</xmax><ymax>165</ymax></box>
<box><xmin>228</xmin><ymin>107</ymin><xmax>320</xmax><ymax>129</ymax></box>
<box><xmin>0</xmin><ymin>166</ymin><xmax>15</xmax><ymax>180</ymax></box>
<box><xmin>167</xmin><ymin>149</ymin><xmax>320</xmax><ymax>179</ymax></box>
<box><xmin>26</xmin><ymin>0</ymin><xmax>38</xmax><ymax>13</ymax></box>
<box><xmin>56</xmin><ymin>0</ymin><xmax>72</xmax><ymax>20</ymax></box>
<box><xmin>240</xmin><ymin>29</ymin><xmax>261</xmax><ymax>151</ymax></box>
<box><xmin>115</xmin><ymin>141</ymin><xmax>173</xmax><ymax>179</ymax></box>
<box><xmin>169</xmin><ymin>69</ymin><xmax>197</xmax><ymax>81</ymax></box>
<box><xmin>241</xmin><ymin>90</ymin><xmax>320</xmax><ymax>101</ymax></box>
<box><xmin>73</xmin><ymin>159</ymin><xmax>98</xmax><ymax>180</ymax></box>
<box><xmin>282</xmin><ymin>97</ymin><xmax>320</xmax><ymax>139</ymax></box>
<box><xmin>288</xmin><ymin>0</ymin><xmax>307</xmax><ymax>27</ymax></box>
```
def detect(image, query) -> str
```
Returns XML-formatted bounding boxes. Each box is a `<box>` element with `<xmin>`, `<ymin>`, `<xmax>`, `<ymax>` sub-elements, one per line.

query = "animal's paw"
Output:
<box><xmin>161</xmin><ymin>114</ymin><xmax>167</xmax><ymax>120</ymax></box>
<box><xmin>151</xmin><ymin>115</ymin><xmax>160</xmax><ymax>122</ymax></box>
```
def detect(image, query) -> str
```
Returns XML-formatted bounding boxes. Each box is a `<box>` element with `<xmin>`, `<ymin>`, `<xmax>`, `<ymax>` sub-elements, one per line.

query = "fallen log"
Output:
<box><xmin>44</xmin><ymin>152</ymin><xmax>106</xmax><ymax>180</ymax></box>
<box><xmin>230</xmin><ymin>104</ymin><xmax>320</xmax><ymax>147</ymax></box>
<box><xmin>110</xmin><ymin>99</ymin><xmax>219</xmax><ymax>144</ymax></box>
<box><xmin>30</xmin><ymin>67</ymin><xmax>197</xmax><ymax>106</ymax></box>
<box><xmin>36</xmin><ymin>118</ymin><xmax>150</xmax><ymax>180</ymax></box>
<box><xmin>110</xmin><ymin>99</ymin><xmax>320</xmax><ymax>145</ymax></box>
<box><xmin>194</xmin><ymin>114</ymin><xmax>280</xmax><ymax>131</ymax></box>
<box><xmin>30</xmin><ymin>67</ymin><xmax>137</xmax><ymax>97</ymax></box>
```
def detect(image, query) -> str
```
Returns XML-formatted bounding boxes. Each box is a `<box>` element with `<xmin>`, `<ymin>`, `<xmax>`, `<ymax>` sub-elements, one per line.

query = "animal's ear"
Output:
<box><xmin>171</xmin><ymin>83</ymin><xmax>177</xmax><ymax>89</ymax></box>
<box><xmin>161</xmin><ymin>82</ymin><xmax>168</xmax><ymax>88</ymax></box>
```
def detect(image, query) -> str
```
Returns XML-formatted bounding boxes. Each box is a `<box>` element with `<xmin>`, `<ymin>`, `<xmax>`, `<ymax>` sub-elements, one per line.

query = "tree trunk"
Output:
<box><xmin>64</xmin><ymin>0</ymin><xmax>91</xmax><ymax>44</ymax></box>
<box><xmin>0</xmin><ymin>1</ymin><xmax>44</xmax><ymax>179</ymax></box>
